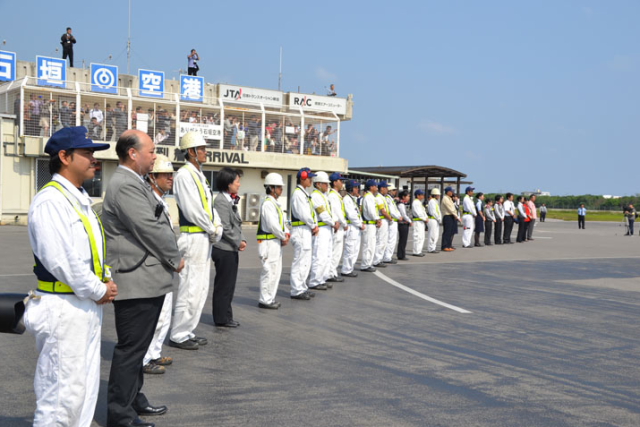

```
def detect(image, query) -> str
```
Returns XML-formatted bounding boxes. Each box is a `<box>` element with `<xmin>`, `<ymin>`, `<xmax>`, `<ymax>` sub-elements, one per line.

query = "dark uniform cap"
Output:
<box><xmin>465</xmin><ymin>186</ymin><xmax>476</xmax><ymax>193</ymax></box>
<box><xmin>414</xmin><ymin>189</ymin><xmax>425</xmax><ymax>197</ymax></box>
<box><xmin>45</xmin><ymin>126</ymin><xmax>110</xmax><ymax>156</ymax></box>
<box><xmin>378</xmin><ymin>181</ymin><xmax>388</xmax><ymax>188</ymax></box>
<box><xmin>345</xmin><ymin>179</ymin><xmax>358</xmax><ymax>191</ymax></box>
<box><xmin>444</xmin><ymin>186</ymin><xmax>454</xmax><ymax>193</ymax></box>
<box><xmin>365</xmin><ymin>179</ymin><xmax>378</xmax><ymax>189</ymax></box>
<box><xmin>329</xmin><ymin>172</ymin><xmax>344</xmax><ymax>182</ymax></box>
<box><xmin>297</xmin><ymin>167</ymin><xmax>317</xmax><ymax>179</ymax></box>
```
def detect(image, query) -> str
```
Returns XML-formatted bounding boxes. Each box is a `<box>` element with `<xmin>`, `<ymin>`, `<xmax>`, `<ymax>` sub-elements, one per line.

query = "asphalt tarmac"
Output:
<box><xmin>1</xmin><ymin>219</ymin><xmax>639</xmax><ymax>426</ymax></box>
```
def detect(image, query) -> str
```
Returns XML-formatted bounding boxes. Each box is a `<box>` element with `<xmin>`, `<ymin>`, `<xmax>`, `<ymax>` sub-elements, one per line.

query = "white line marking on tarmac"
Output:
<box><xmin>532</xmin><ymin>236</ymin><xmax>553</xmax><ymax>239</ymax></box>
<box><xmin>374</xmin><ymin>271</ymin><xmax>472</xmax><ymax>314</ymax></box>
<box><xmin>0</xmin><ymin>273</ymin><xmax>33</xmax><ymax>277</ymax></box>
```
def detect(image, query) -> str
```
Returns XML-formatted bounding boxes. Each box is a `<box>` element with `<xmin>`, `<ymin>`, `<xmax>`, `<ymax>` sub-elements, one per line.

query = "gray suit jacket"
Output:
<box><xmin>213</xmin><ymin>193</ymin><xmax>245</xmax><ymax>252</ymax></box>
<box><xmin>102</xmin><ymin>167</ymin><xmax>181</xmax><ymax>300</ymax></box>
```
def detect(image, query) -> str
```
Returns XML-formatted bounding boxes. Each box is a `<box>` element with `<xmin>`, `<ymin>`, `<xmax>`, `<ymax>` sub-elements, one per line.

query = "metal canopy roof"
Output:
<box><xmin>349</xmin><ymin>165</ymin><xmax>467</xmax><ymax>179</ymax></box>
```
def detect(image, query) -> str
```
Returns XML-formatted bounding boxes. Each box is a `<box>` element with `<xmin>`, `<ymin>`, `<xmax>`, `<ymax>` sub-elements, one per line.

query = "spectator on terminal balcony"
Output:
<box><xmin>248</xmin><ymin>115</ymin><xmax>261</xmax><ymax>151</ymax></box>
<box><xmin>59</xmin><ymin>101</ymin><xmax>72</xmax><ymax>128</ymax></box>
<box><xmin>104</xmin><ymin>104</ymin><xmax>115</xmax><ymax>140</ymax></box>
<box><xmin>114</xmin><ymin>101</ymin><xmax>127</xmax><ymax>137</ymax></box>
<box><xmin>230</xmin><ymin>117</ymin><xmax>240</xmax><ymax>150</ymax></box>
<box><xmin>189</xmin><ymin>111</ymin><xmax>199</xmax><ymax>123</ymax></box>
<box><xmin>272</xmin><ymin>122</ymin><xmax>284</xmax><ymax>153</ymax></box>
<box><xmin>320</xmin><ymin>125</ymin><xmax>337</xmax><ymax>156</ymax></box>
<box><xmin>154</xmin><ymin>128</ymin><xmax>170</xmax><ymax>145</ymax></box>
<box><xmin>327</xmin><ymin>84</ymin><xmax>337</xmax><ymax>97</ymax></box>
<box><xmin>187</xmin><ymin>49</ymin><xmax>200</xmax><ymax>76</ymax></box>
<box><xmin>90</xmin><ymin>103</ymin><xmax>103</xmax><ymax>124</ymax></box>
<box><xmin>224</xmin><ymin>115</ymin><xmax>234</xmax><ymax>148</ymax></box>
<box><xmin>88</xmin><ymin>117</ymin><xmax>102</xmax><ymax>139</ymax></box>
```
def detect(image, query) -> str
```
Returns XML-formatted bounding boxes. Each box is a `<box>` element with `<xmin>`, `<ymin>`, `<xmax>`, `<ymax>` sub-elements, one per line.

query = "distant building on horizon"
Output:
<box><xmin>523</xmin><ymin>189</ymin><xmax>551</xmax><ymax>197</ymax></box>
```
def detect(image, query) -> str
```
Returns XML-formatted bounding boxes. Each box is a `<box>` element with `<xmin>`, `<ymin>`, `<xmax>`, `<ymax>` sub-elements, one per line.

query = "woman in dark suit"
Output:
<box><xmin>211</xmin><ymin>167</ymin><xmax>246</xmax><ymax>327</ymax></box>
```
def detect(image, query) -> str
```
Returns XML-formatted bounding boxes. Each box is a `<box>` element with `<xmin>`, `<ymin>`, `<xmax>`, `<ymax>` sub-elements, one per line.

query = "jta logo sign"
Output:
<box><xmin>223</xmin><ymin>88</ymin><xmax>243</xmax><ymax>101</ymax></box>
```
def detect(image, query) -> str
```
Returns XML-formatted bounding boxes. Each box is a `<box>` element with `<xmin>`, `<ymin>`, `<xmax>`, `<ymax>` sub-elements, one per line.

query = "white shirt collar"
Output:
<box><xmin>118</xmin><ymin>164</ymin><xmax>145</xmax><ymax>182</ymax></box>
<box><xmin>51</xmin><ymin>173</ymin><xmax>92</xmax><ymax>206</ymax></box>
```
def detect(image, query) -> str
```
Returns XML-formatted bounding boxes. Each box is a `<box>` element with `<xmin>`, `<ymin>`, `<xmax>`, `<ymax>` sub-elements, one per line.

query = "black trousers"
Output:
<box><xmin>107</xmin><ymin>295</ymin><xmax>165</xmax><ymax>427</ymax></box>
<box><xmin>188</xmin><ymin>67</ymin><xmax>198</xmax><ymax>76</ymax></box>
<box><xmin>540</xmin><ymin>212</ymin><xmax>546</xmax><ymax>222</ymax></box>
<box><xmin>578</xmin><ymin>215</ymin><xmax>585</xmax><ymax>229</ymax></box>
<box><xmin>503</xmin><ymin>216</ymin><xmax>514</xmax><ymax>243</ymax></box>
<box><xmin>484</xmin><ymin>221</ymin><xmax>493</xmax><ymax>245</ymax></box>
<box><xmin>441</xmin><ymin>215</ymin><xmax>456</xmax><ymax>250</ymax></box>
<box><xmin>62</xmin><ymin>47</ymin><xmax>73</xmax><ymax>67</ymax></box>
<box><xmin>494</xmin><ymin>219</ymin><xmax>503</xmax><ymax>244</ymax></box>
<box><xmin>211</xmin><ymin>247</ymin><xmax>239</xmax><ymax>324</ymax></box>
<box><xmin>517</xmin><ymin>217</ymin><xmax>527</xmax><ymax>242</ymax></box>
<box><xmin>397</xmin><ymin>222</ymin><xmax>409</xmax><ymax>259</ymax></box>
<box><xmin>629</xmin><ymin>219</ymin><xmax>635</xmax><ymax>235</ymax></box>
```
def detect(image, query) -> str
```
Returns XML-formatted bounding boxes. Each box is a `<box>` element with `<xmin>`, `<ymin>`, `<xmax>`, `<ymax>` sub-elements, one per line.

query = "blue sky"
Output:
<box><xmin>1</xmin><ymin>1</ymin><xmax>638</xmax><ymax>195</ymax></box>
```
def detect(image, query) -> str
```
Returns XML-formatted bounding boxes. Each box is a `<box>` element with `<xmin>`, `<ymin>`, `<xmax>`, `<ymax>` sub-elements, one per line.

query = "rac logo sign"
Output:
<box><xmin>292</xmin><ymin>96</ymin><xmax>312</xmax><ymax>107</ymax></box>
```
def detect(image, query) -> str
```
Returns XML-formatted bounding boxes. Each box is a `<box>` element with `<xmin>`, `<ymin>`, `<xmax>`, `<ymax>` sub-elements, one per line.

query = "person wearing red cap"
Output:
<box><xmin>25</xmin><ymin>126</ymin><xmax>117</xmax><ymax>427</ymax></box>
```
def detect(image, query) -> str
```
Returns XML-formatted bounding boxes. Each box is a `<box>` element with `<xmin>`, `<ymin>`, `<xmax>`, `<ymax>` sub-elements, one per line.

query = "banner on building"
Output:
<box><xmin>0</xmin><ymin>50</ymin><xmax>17</xmax><ymax>82</ymax></box>
<box><xmin>36</xmin><ymin>56</ymin><xmax>66</xmax><ymax>88</ymax></box>
<box><xmin>91</xmin><ymin>63</ymin><xmax>118</xmax><ymax>94</ymax></box>
<box><xmin>180</xmin><ymin>75</ymin><xmax>204</xmax><ymax>102</ymax></box>
<box><xmin>288</xmin><ymin>93</ymin><xmax>346</xmax><ymax>115</ymax></box>
<box><xmin>219</xmin><ymin>84</ymin><xmax>283</xmax><ymax>108</ymax></box>
<box><xmin>178</xmin><ymin>122</ymin><xmax>222</xmax><ymax>140</ymax></box>
<box><xmin>139</xmin><ymin>69</ymin><xmax>165</xmax><ymax>98</ymax></box>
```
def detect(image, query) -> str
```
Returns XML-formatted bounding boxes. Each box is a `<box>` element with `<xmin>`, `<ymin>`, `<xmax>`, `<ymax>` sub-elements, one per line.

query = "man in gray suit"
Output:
<box><xmin>102</xmin><ymin>130</ymin><xmax>184</xmax><ymax>427</ymax></box>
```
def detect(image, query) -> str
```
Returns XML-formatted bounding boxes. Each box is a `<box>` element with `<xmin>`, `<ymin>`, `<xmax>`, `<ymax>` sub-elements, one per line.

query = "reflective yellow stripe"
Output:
<box><xmin>428</xmin><ymin>216</ymin><xmax>436</xmax><ymax>219</ymax></box>
<box><xmin>291</xmin><ymin>221</ymin><xmax>306</xmax><ymax>227</ymax></box>
<box><xmin>313</xmin><ymin>189</ymin><xmax>331</xmax><ymax>215</ymax></box>
<box><xmin>364</xmin><ymin>220</ymin><xmax>377</xmax><ymax>224</ymax></box>
<box><xmin>37</xmin><ymin>280</ymin><xmax>74</xmax><ymax>294</ymax></box>
<box><xmin>180</xmin><ymin>225</ymin><xmax>206</xmax><ymax>233</ymax></box>
<box><xmin>41</xmin><ymin>181</ymin><xmax>107</xmax><ymax>282</ymax></box>
<box><xmin>256</xmin><ymin>234</ymin><xmax>276</xmax><ymax>240</ymax></box>
<box><xmin>318</xmin><ymin>222</ymin><xmax>328</xmax><ymax>226</ymax></box>
<box><xmin>392</xmin><ymin>218</ymin><xmax>398</xmax><ymax>222</ymax></box>
<box><xmin>182</xmin><ymin>165</ymin><xmax>212</xmax><ymax>221</ymax></box>
<box><xmin>412</xmin><ymin>218</ymin><xmax>425</xmax><ymax>221</ymax></box>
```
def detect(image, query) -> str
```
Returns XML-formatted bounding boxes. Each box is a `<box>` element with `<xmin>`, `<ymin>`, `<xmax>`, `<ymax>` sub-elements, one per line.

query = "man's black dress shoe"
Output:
<box><xmin>373</xmin><ymin>263</ymin><xmax>387</xmax><ymax>268</ymax></box>
<box><xmin>397</xmin><ymin>257</ymin><xmax>409</xmax><ymax>261</ymax></box>
<box><xmin>259</xmin><ymin>301</ymin><xmax>279</xmax><ymax>309</ymax></box>
<box><xmin>190</xmin><ymin>336</ymin><xmax>208</xmax><ymax>346</ymax></box>
<box><xmin>412</xmin><ymin>253</ymin><xmax>425</xmax><ymax>257</ymax></box>
<box><xmin>130</xmin><ymin>417</ymin><xmax>155</xmax><ymax>427</ymax></box>
<box><xmin>291</xmin><ymin>292</ymin><xmax>311</xmax><ymax>300</ymax></box>
<box><xmin>168</xmin><ymin>339</ymin><xmax>198</xmax><ymax>350</ymax></box>
<box><xmin>341</xmin><ymin>271</ymin><xmax>358</xmax><ymax>277</ymax></box>
<box><xmin>215</xmin><ymin>320</ymin><xmax>240</xmax><ymax>327</ymax></box>
<box><xmin>309</xmin><ymin>284</ymin><xmax>327</xmax><ymax>290</ymax></box>
<box><xmin>383</xmin><ymin>259</ymin><xmax>398</xmax><ymax>264</ymax></box>
<box><xmin>327</xmin><ymin>276</ymin><xmax>344</xmax><ymax>282</ymax></box>
<box><xmin>134</xmin><ymin>404</ymin><xmax>168</xmax><ymax>416</ymax></box>
<box><xmin>360</xmin><ymin>267</ymin><xmax>376</xmax><ymax>272</ymax></box>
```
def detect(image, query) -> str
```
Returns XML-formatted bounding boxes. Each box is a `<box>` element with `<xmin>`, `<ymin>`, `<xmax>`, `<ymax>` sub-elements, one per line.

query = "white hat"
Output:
<box><xmin>151</xmin><ymin>154</ymin><xmax>174</xmax><ymax>173</ymax></box>
<box><xmin>179</xmin><ymin>131</ymin><xmax>206</xmax><ymax>151</ymax></box>
<box><xmin>387</xmin><ymin>183</ymin><xmax>396</xmax><ymax>190</ymax></box>
<box><xmin>313</xmin><ymin>171</ymin><xmax>330</xmax><ymax>184</ymax></box>
<box><xmin>430</xmin><ymin>188</ymin><xmax>441</xmax><ymax>196</ymax></box>
<box><xmin>264</xmin><ymin>172</ymin><xmax>284</xmax><ymax>186</ymax></box>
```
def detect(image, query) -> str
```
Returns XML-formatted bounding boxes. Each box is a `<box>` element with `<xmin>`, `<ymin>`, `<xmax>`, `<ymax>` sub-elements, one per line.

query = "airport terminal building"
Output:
<box><xmin>0</xmin><ymin>52</ymin><xmax>353</xmax><ymax>224</ymax></box>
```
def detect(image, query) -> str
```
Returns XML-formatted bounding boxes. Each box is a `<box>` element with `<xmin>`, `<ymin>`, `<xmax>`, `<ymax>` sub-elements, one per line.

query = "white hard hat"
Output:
<box><xmin>387</xmin><ymin>183</ymin><xmax>396</xmax><ymax>191</ymax></box>
<box><xmin>313</xmin><ymin>171</ymin><xmax>330</xmax><ymax>184</ymax></box>
<box><xmin>151</xmin><ymin>154</ymin><xmax>174</xmax><ymax>173</ymax></box>
<box><xmin>430</xmin><ymin>188</ymin><xmax>441</xmax><ymax>196</ymax></box>
<box><xmin>264</xmin><ymin>172</ymin><xmax>284</xmax><ymax>187</ymax></box>
<box><xmin>179</xmin><ymin>131</ymin><xmax>206</xmax><ymax>151</ymax></box>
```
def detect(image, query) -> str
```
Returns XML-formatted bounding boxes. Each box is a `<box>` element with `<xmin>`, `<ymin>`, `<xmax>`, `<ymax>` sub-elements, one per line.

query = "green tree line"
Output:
<box><xmin>482</xmin><ymin>194</ymin><xmax>640</xmax><ymax>211</ymax></box>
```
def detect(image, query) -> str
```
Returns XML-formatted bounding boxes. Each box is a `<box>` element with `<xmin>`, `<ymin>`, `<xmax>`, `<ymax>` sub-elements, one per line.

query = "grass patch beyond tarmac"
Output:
<box><xmin>545</xmin><ymin>210</ymin><xmax>625</xmax><ymax>222</ymax></box>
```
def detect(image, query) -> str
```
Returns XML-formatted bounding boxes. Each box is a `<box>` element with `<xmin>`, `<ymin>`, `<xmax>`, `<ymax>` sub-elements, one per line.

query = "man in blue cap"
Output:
<box><xmin>328</xmin><ymin>172</ymin><xmax>348</xmax><ymax>282</ymax></box>
<box><xmin>461</xmin><ymin>186</ymin><xmax>477</xmax><ymax>248</ymax></box>
<box><xmin>289</xmin><ymin>167</ymin><xmax>319</xmax><ymax>299</ymax></box>
<box><xmin>411</xmin><ymin>189</ymin><xmax>428</xmax><ymax>256</ymax></box>
<box><xmin>360</xmin><ymin>179</ymin><xmax>381</xmax><ymax>272</ymax></box>
<box><xmin>373</xmin><ymin>181</ymin><xmax>392</xmax><ymax>267</ymax></box>
<box><xmin>341</xmin><ymin>180</ymin><xmax>364</xmax><ymax>277</ymax></box>
<box><xmin>24</xmin><ymin>127</ymin><xmax>118</xmax><ymax>427</ymax></box>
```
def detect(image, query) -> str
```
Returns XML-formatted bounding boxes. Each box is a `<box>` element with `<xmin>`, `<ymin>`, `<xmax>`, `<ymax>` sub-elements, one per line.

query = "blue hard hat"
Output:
<box><xmin>45</xmin><ymin>126</ymin><xmax>110</xmax><ymax>156</ymax></box>
<box><xmin>414</xmin><ymin>189</ymin><xmax>425</xmax><ymax>196</ymax></box>
<box><xmin>378</xmin><ymin>181</ymin><xmax>388</xmax><ymax>188</ymax></box>
<box><xmin>329</xmin><ymin>172</ymin><xmax>344</xmax><ymax>182</ymax></box>
<box><xmin>365</xmin><ymin>179</ymin><xmax>378</xmax><ymax>188</ymax></box>
<box><xmin>297</xmin><ymin>167</ymin><xmax>317</xmax><ymax>179</ymax></box>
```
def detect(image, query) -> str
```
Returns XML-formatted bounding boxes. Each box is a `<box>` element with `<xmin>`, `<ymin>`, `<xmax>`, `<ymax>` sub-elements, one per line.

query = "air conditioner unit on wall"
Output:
<box><xmin>243</xmin><ymin>193</ymin><xmax>261</xmax><ymax>222</ymax></box>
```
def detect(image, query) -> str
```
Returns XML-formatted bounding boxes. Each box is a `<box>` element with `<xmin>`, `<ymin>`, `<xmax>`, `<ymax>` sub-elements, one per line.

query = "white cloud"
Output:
<box><xmin>418</xmin><ymin>120</ymin><xmax>457</xmax><ymax>135</ymax></box>
<box><xmin>316</xmin><ymin>67</ymin><xmax>338</xmax><ymax>83</ymax></box>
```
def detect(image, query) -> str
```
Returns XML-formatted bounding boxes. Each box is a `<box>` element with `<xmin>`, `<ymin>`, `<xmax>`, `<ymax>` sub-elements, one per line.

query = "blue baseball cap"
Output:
<box><xmin>345</xmin><ymin>179</ymin><xmax>357</xmax><ymax>191</ymax></box>
<box><xmin>45</xmin><ymin>126</ymin><xmax>110</xmax><ymax>156</ymax></box>
<box><xmin>297</xmin><ymin>167</ymin><xmax>317</xmax><ymax>179</ymax></box>
<box><xmin>365</xmin><ymin>179</ymin><xmax>378</xmax><ymax>188</ymax></box>
<box><xmin>329</xmin><ymin>172</ymin><xmax>344</xmax><ymax>182</ymax></box>
<box><xmin>414</xmin><ymin>189</ymin><xmax>425</xmax><ymax>197</ymax></box>
<box><xmin>378</xmin><ymin>181</ymin><xmax>388</xmax><ymax>188</ymax></box>
<box><xmin>465</xmin><ymin>186</ymin><xmax>475</xmax><ymax>193</ymax></box>
<box><xmin>444</xmin><ymin>186</ymin><xmax>454</xmax><ymax>193</ymax></box>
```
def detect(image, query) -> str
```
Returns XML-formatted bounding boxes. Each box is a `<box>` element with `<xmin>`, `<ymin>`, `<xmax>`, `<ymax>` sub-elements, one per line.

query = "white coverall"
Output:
<box><xmin>25</xmin><ymin>175</ymin><xmax>108</xmax><ymax>427</ymax></box>
<box><xmin>412</xmin><ymin>198</ymin><xmax>428</xmax><ymax>255</ymax></box>
<box><xmin>289</xmin><ymin>186</ymin><xmax>317</xmax><ymax>296</ymax></box>
<box><xmin>257</xmin><ymin>195</ymin><xmax>288</xmax><ymax>304</ymax></box>
<box><xmin>328</xmin><ymin>188</ymin><xmax>347</xmax><ymax>279</ymax></box>
<box><xmin>144</xmin><ymin>192</ymin><xmax>173</xmax><ymax>365</ymax></box>
<box><xmin>360</xmin><ymin>192</ymin><xmax>379</xmax><ymax>269</ymax></box>
<box><xmin>342</xmin><ymin>193</ymin><xmax>363</xmax><ymax>274</ymax></box>
<box><xmin>462</xmin><ymin>194</ymin><xmax>477</xmax><ymax>247</ymax></box>
<box><xmin>373</xmin><ymin>193</ymin><xmax>389</xmax><ymax>265</ymax></box>
<box><xmin>170</xmin><ymin>162</ymin><xmax>222</xmax><ymax>344</ymax></box>
<box><xmin>384</xmin><ymin>195</ymin><xmax>402</xmax><ymax>262</ymax></box>
<box><xmin>427</xmin><ymin>198</ymin><xmax>443</xmax><ymax>253</ymax></box>
<box><xmin>310</xmin><ymin>188</ymin><xmax>335</xmax><ymax>287</ymax></box>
